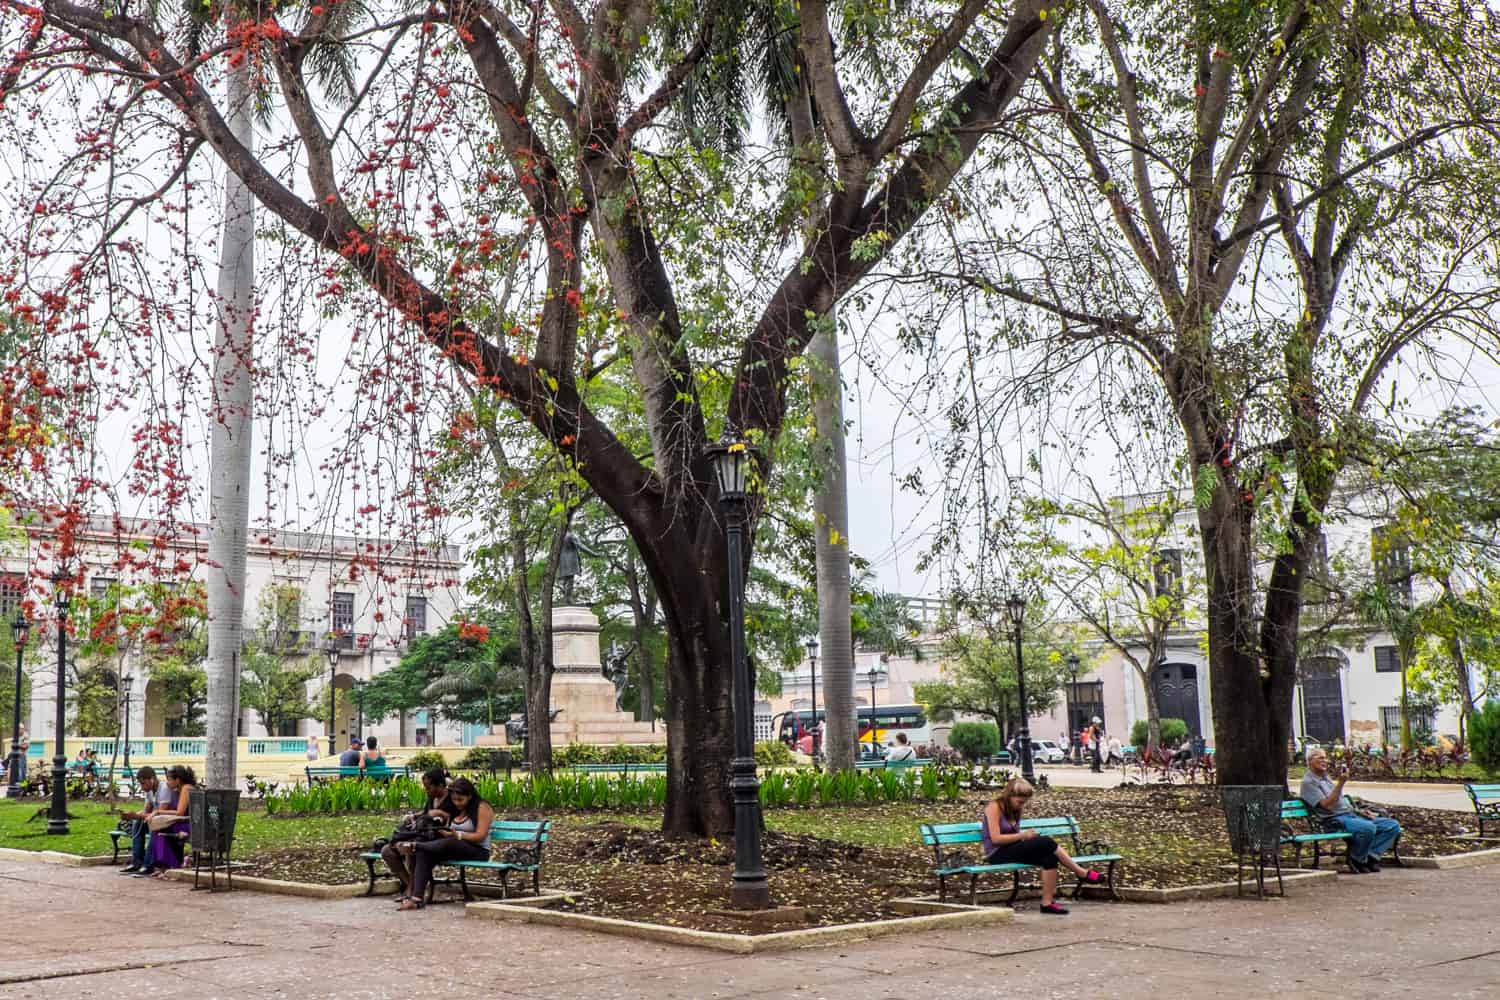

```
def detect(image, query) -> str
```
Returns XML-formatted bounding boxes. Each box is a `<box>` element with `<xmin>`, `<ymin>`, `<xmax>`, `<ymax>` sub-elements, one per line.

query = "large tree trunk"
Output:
<box><xmin>204</xmin><ymin>54</ymin><xmax>255</xmax><ymax>791</ymax></box>
<box><xmin>810</xmin><ymin>324</ymin><xmax>856</xmax><ymax>773</ymax></box>
<box><xmin>1200</xmin><ymin>482</ymin><xmax>1303</xmax><ymax>786</ymax></box>
<box><xmin>1137</xmin><ymin>667</ymin><xmax>1163</xmax><ymax>752</ymax></box>
<box><xmin>617</xmin><ymin>504</ymin><xmax>735</xmax><ymax>837</ymax></box>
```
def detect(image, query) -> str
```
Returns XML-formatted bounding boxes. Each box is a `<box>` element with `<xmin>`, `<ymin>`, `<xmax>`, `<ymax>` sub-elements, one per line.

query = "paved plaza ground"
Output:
<box><xmin>3</xmin><ymin>845</ymin><xmax>1496</xmax><ymax>1000</ymax></box>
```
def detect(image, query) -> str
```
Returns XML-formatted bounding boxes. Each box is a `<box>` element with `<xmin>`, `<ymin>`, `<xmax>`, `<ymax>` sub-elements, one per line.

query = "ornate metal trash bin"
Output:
<box><xmin>1220</xmin><ymin>785</ymin><xmax>1285</xmax><ymax>898</ymax></box>
<box><xmin>189</xmin><ymin>788</ymin><xmax>241</xmax><ymax>892</ymax></box>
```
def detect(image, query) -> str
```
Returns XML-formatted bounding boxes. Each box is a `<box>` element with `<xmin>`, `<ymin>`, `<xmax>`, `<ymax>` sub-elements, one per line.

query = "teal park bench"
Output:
<box><xmin>1465</xmin><ymin>783</ymin><xmax>1500</xmax><ymax>838</ymax></box>
<box><xmin>304</xmin><ymin>764</ymin><xmax>410</xmax><ymax>784</ymax></box>
<box><xmin>575</xmin><ymin>763</ymin><xmax>666</xmax><ymax>775</ymax></box>
<box><xmin>1280</xmin><ymin>799</ymin><xmax>1404</xmax><ymax>869</ymax></box>
<box><xmin>855</xmin><ymin>757</ymin><xmax>930</xmax><ymax>770</ymax></box>
<box><xmin>361</xmin><ymin>819</ymin><xmax>551</xmax><ymax>900</ymax></box>
<box><xmin>108</xmin><ymin>819</ymin><xmax>192</xmax><ymax>865</ymax></box>
<box><xmin>920</xmin><ymin>817</ymin><xmax>1122</xmax><ymax>905</ymax></box>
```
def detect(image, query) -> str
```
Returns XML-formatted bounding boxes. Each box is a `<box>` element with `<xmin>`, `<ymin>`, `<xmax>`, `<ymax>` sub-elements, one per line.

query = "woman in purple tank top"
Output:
<box><xmin>982</xmin><ymin>777</ymin><xmax>1102</xmax><ymax>914</ymax></box>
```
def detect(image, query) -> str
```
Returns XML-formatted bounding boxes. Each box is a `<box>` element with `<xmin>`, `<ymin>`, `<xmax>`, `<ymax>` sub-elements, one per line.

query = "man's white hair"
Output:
<box><xmin>1307</xmin><ymin>747</ymin><xmax>1328</xmax><ymax>761</ymax></box>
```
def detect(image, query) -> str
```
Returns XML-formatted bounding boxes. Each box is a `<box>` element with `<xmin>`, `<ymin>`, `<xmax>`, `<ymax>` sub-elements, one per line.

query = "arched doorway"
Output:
<box><xmin>330</xmin><ymin>673</ymin><xmax>356</xmax><ymax>749</ymax></box>
<box><xmin>1153</xmin><ymin>662</ymin><xmax>1202</xmax><ymax>738</ymax></box>
<box><xmin>1301</xmin><ymin>655</ymin><xmax>1345</xmax><ymax>743</ymax></box>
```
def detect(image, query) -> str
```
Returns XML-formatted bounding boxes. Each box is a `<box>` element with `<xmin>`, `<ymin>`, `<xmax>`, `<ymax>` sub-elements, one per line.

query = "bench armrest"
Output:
<box><xmin>500</xmin><ymin>843</ymin><xmax>543</xmax><ymax>867</ymax></box>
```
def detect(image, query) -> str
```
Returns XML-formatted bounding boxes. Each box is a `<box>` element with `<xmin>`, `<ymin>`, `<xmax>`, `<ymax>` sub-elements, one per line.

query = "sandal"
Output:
<box><xmin>397</xmin><ymin>898</ymin><xmax>424</xmax><ymax>911</ymax></box>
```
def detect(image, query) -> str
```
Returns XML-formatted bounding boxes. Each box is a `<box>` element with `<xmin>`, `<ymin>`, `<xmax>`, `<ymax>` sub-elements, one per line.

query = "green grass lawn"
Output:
<box><xmin>0</xmin><ymin>800</ymin><xmax>399</xmax><ymax>859</ymax></box>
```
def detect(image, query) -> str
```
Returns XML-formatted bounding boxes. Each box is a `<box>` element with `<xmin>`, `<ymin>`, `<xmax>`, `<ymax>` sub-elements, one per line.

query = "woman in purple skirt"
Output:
<box><xmin>144</xmin><ymin>765</ymin><xmax>195</xmax><ymax>876</ymax></box>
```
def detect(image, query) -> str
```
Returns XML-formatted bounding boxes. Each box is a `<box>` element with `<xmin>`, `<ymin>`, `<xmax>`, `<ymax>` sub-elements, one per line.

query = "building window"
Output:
<box><xmin>1371</xmin><ymin>524</ymin><xmax>1412</xmax><ymax>605</ymax></box>
<box><xmin>1380</xmin><ymin>705</ymin><xmax>1435</xmax><ymax>747</ymax></box>
<box><xmin>332</xmin><ymin>591</ymin><xmax>355</xmax><ymax>641</ymax></box>
<box><xmin>0</xmin><ymin>573</ymin><xmax>25</xmax><ymax>620</ymax></box>
<box><xmin>1153</xmin><ymin>549</ymin><xmax>1183</xmax><ymax>599</ymax></box>
<box><xmin>1373</xmin><ymin>646</ymin><xmax>1401</xmax><ymax>673</ymax></box>
<box><xmin>404</xmin><ymin>596</ymin><xmax>427</xmax><ymax>638</ymax></box>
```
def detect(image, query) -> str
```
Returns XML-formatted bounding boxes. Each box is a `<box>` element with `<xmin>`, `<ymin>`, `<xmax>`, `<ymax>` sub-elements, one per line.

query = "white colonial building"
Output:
<box><xmin>3</xmin><ymin>515</ymin><xmax>465</xmax><ymax>752</ymax></box>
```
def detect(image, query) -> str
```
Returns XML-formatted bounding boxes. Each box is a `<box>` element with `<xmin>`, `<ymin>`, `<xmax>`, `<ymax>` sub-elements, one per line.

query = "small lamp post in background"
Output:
<box><xmin>121</xmin><ymin>673</ymin><xmax>133</xmax><ymax>776</ymax></box>
<box><xmin>48</xmin><ymin>568</ymin><xmax>71</xmax><ymax>835</ymax></box>
<box><xmin>707</xmin><ymin>435</ymin><xmax>770</xmax><ymax>910</ymax></box>
<box><xmin>864</xmin><ymin>664</ymin><xmax>881</xmax><ymax>757</ymax></box>
<box><xmin>353</xmin><ymin>679</ymin><xmax>367</xmax><ymax>743</ymax></box>
<box><xmin>1005</xmin><ymin>593</ymin><xmax>1036</xmax><ymax>785</ymax></box>
<box><xmin>325</xmin><ymin>641</ymin><xmax>341</xmax><ymax>756</ymax></box>
<box><xmin>1067</xmin><ymin>653</ymin><xmax>1080</xmax><ymax>765</ymax></box>
<box><xmin>7</xmin><ymin>612</ymin><xmax>29</xmax><ymax>798</ymax></box>
<box><xmin>804</xmin><ymin>636</ymin><xmax>819</xmax><ymax>756</ymax></box>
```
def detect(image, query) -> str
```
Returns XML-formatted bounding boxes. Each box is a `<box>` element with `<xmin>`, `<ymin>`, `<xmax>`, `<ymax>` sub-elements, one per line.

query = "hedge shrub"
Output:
<box><xmin>403</xmin><ymin>749</ymin><xmax>448</xmax><ymax>774</ymax></box>
<box><xmin>1470</xmin><ymin>701</ymin><xmax>1500</xmax><ymax>771</ymax></box>
<box><xmin>948</xmin><ymin>721</ymin><xmax>1002</xmax><ymax>762</ymax></box>
<box><xmin>1129</xmin><ymin>717</ymin><xmax>1189</xmax><ymax>748</ymax></box>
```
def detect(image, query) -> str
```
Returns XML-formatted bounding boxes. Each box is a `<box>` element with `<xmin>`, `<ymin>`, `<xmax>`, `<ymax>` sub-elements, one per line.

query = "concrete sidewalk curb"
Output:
<box><xmin>0</xmin><ymin>846</ymin><xmax>114</xmax><ymax>867</ymax></box>
<box><xmin>466</xmin><ymin>899</ymin><xmax>1014</xmax><ymax>953</ymax></box>
<box><xmin>1400</xmin><ymin>846</ymin><xmax>1500</xmax><ymax>870</ymax></box>
<box><xmin>159</xmin><ymin>868</ymin><xmax>380</xmax><ymax>897</ymax></box>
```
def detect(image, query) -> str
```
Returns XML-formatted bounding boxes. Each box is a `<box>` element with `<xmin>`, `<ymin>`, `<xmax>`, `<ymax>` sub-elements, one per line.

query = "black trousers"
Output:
<box><xmin>408</xmin><ymin>838</ymin><xmax>490</xmax><ymax>899</ymax></box>
<box><xmin>986</xmin><ymin>836</ymin><xmax>1059</xmax><ymax>869</ymax></box>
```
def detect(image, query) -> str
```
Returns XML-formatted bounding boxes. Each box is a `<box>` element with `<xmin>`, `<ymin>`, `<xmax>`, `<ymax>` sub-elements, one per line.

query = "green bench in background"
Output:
<box><xmin>1465</xmin><ymin>783</ymin><xmax>1500</xmax><ymax>839</ymax></box>
<box><xmin>920</xmin><ymin>816</ymin><xmax>1122</xmax><ymax>905</ymax></box>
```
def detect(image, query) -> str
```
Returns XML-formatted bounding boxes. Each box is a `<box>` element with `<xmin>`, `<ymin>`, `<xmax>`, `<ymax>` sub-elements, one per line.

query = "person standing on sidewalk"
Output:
<box><xmin>1089</xmin><ymin>720</ymin><xmax>1103</xmax><ymax>773</ymax></box>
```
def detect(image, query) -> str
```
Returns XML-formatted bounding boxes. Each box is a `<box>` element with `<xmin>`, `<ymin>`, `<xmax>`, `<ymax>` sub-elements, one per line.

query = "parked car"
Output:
<box><xmin>1032</xmin><ymin>740</ymin><xmax>1068</xmax><ymax>764</ymax></box>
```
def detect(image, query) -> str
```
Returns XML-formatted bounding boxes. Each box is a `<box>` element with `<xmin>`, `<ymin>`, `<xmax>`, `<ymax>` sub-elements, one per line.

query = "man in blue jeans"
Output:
<box><xmin>1299</xmin><ymin>748</ymin><xmax>1401</xmax><ymax>873</ymax></box>
<box><xmin>118</xmin><ymin>766</ymin><xmax>174</xmax><ymax>875</ymax></box>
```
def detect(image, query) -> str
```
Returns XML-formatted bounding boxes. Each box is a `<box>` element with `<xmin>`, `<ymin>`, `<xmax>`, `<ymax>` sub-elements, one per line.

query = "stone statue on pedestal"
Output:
<box><xmin>602</xmin><ymin>640</ymin><xmax>631</xmax><ymax>713</ymax></box>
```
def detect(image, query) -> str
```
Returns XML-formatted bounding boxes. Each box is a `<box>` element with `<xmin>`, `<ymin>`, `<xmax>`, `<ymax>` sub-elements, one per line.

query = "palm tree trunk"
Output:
<box><xmin>811</xmin><ymin>322</ymin><xmax>856</xmax><ymax>773</ymax></box>
<box><xmin>204</xmin><ymin>51</ymin><xmax>255</xmax><ymax>790</ymax></box>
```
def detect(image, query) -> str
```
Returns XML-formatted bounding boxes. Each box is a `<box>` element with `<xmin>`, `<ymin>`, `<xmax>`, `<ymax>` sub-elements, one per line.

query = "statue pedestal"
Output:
<box><xmin>547</xmin><ymin>606</ymin><xmax>660</xmax><ymax>746</ymax></box>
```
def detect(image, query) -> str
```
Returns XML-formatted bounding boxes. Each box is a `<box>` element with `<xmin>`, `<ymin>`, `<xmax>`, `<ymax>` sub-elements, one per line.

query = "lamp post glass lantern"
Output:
<box><xmin>1005</xmin><ymin>593</ymin><xmax>1035</xmax><ymax>783</ymax></box>
<box><xmin>7</xmin><ymin>612</ymin><xmax>28</xmax><ymax>798</ymax></box>
<box><xmin>707</xmin><ymin>437</ymin><xmax>769</xmax><ymax>909</ymax></box>
<box><xmin>49</xmin><ymin>571</ymin><xmax>70</xmax><ymax>834</ymax></box>
<box><xmin>804</xmin><ymin>636</ymin><xmax>819</xmax><ymax>756</ymax></box>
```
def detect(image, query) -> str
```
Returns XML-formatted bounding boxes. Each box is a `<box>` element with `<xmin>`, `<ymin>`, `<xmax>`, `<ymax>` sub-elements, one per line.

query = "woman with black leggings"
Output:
<box><xmin>982</xmin><ymin>777</ymin><xmax>1101</xmax><ymax>914</ymax></box>
<box><xmin>399</xmin><ymin>776</ymin><xmax>493</xmax><ymax>910</ymax></box>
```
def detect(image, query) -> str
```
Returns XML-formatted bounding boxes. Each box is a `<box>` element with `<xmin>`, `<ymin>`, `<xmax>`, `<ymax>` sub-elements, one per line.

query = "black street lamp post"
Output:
<box><xmin>804</xmin><ymin>636</ymin><xmax>819</xmax><ymax>756</ymax></box>
<box><xmin>48</xmin><ymin>570</ymin><xmax>70</xmax><ymax>835</ymax></box>
<box><xmin>121</xmin><ymin>673</ymin><xmax>133</xmax><ymax>776</ymax></box>
<box><xmin>707</xmin><ymin>436</ymin><xmax>769</xmax><ymax>910</ymax></box>
<box><xmin>1006</xmin><ymin>593</ymin><xmax>1035</xmax><ymax>785</ymax></box>
<box><xmin>1067</xmin><ymin>653</ymin><xmax>1080</xmax><ymax>765</ymax></box>
<box><xmin>865</xmin><ymin>665</ymin><xmax>880</xmax><ymax>757</ymax></box>
<box><xmin>354</xmin><ymin>680</ymin><xmax>367</xmax><ymax>742</ymax></box>
<box><xmin>326</xmin><ymin>642</ymin><xmax>340</xmax><ymax>756</ymax></box>
<box><xmin>7</xmin><ymin>612</ymin><xmax>29</xmax><ymax>799</ymax></box>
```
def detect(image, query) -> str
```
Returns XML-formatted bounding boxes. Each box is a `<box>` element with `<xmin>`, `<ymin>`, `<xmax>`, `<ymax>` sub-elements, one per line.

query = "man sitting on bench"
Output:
<box><xmin>1300</xmin><ymin>748</ymin><xmax>1401</xmax><ymax>873</ymax></box>
<box><xmin>339</xmin><ymin>738</ymin><xmax>363</xmax><ymax>767</ymax></box>
<box><xmin>119</xmin><ymin>766</ymin><xmax>174</xmax><ymax>876</ymax></box>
